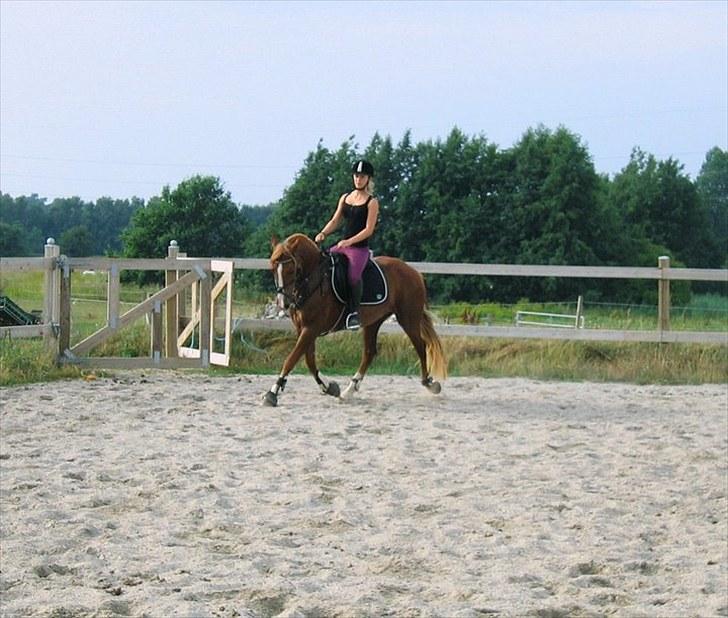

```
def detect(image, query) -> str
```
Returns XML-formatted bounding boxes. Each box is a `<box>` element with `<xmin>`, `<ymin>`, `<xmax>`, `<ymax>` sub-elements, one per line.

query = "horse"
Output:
<box><xmin>262</xmin><ymin>233</ymin><xmax>447</xmax><ymax>406</ymax></box>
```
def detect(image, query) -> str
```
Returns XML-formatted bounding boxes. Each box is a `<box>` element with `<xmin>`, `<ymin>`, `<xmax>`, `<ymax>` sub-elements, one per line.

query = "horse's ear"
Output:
<box><xmin>270</xmin><ymin>235</ymin><xmax>279</xmax><ymax>249</ymax></box>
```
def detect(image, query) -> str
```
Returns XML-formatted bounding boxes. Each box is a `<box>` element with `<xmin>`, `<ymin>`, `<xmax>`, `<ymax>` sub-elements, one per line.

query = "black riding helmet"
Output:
<box><xmin>351</xmin><ymin>160</ymin><xmax>374</xmax><ymax>176</ymax></box>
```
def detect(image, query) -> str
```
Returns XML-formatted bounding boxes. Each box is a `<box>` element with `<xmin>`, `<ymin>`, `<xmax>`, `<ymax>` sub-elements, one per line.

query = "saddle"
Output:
<box><xmin>328</xmin><ymin>251</ymin><xmax>388</xmax><ymax>307</ymax></box>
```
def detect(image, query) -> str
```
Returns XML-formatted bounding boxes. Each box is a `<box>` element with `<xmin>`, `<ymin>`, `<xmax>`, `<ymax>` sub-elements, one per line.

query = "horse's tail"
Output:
<box><xmin>422</xmin><ymin>310</ymin><xmax>448</xmax><ymax>380</ymax></box>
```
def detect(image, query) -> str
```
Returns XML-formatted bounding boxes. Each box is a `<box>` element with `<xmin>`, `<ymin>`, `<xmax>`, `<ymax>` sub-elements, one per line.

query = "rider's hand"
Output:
<box><xmin>314</xmin><ymin>232</ymin><xmax>326</xmax><ymax>244</ymax></box>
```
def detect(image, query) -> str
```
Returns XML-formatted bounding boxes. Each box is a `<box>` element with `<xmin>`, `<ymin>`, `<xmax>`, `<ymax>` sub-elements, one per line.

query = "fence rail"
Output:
<box><xmin>1</xmin><ymin>240</ymin><xmax>727</xmax><ymax>371</ymax></box>
<box><xmin>232</xmin><ymin>318</ymin><xmax>726</xmax><ymax>344</ymax></box>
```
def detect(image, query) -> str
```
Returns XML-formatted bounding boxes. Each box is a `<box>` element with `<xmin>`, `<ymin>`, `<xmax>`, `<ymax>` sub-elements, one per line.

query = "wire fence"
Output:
<box><xmin>430</xmin><ymin>297</ymin><xmax>728</xmax><ymax>332</ymax></box>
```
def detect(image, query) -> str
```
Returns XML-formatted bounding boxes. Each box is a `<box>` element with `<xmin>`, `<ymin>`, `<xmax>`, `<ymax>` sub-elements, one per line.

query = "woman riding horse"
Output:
<box><xmin>265</xmin><ymin>242</ymin><xmax>447</xmax><ymax>406</ymax></box>
<box><xmin>315</xmin><ymin>159</ymin><xmax>379</xmax><ymax>330</ymax></box>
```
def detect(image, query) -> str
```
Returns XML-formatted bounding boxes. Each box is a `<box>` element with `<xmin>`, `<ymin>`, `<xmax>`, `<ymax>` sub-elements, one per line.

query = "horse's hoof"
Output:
<box><xmin>262</xmin><ymin>391</ymin><xmax>278</xmax><ymax>407</ymax></box>
<box><xmin>425</xmin><ymin>381</ymin><xmax>441</xmax><ymax>394</ymax></box>
<box><xmin>342</xmin><ymin>380</ymin><xmax>363</xmax><ymax>399</ymax></box>
<box><xmin>325</xmin><ymin>381</ymin><xmax>340</xmax><ymax>398</ymax></box>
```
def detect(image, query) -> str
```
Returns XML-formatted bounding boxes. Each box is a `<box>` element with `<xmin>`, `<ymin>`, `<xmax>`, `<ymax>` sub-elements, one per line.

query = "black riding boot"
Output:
<box><xmin>346</xmin><ymin>280</ymin><xmax>363</xmax><ymax>330</ymax></box>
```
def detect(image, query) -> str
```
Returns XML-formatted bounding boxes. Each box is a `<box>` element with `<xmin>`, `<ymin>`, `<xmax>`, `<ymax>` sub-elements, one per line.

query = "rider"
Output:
<box><xmin>315</xmin><ymin>160</ymin><xmax>379</xmax><ymax>330</ymax></box>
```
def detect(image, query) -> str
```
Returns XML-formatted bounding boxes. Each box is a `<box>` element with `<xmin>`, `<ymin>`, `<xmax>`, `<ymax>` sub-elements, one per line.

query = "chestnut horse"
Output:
<box><xmin>263</xmin><ymin>233</ymin><xmax>447</xmax><ymax>406</ymax></box>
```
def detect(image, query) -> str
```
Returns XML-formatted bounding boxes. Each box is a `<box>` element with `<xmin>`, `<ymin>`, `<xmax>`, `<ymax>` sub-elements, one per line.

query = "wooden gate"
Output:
<box><xmin>56</xmin><ymin>255</ymin><xmax>233</xmax><ymax>370</ymax></box>
<box><xmin>177</xmin><ymin>260</ymin><xmax>234</xmax><ymax>367</ymax></box>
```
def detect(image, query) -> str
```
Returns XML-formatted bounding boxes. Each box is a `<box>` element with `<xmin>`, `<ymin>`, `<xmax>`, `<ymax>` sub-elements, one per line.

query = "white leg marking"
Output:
<box><xmin>270</xmin><ymin>374</ymin><xmax>286</xmax><ymax>395</ymax></box>
<box><xmin>341</xmin><ymin>372</ymin><xmax>363</xmax><ymax>399</ymax></box>
<box><xmin>276</xmin><ymin>263</ymin><xmax>285</xmax><ymax>309</ymax></box>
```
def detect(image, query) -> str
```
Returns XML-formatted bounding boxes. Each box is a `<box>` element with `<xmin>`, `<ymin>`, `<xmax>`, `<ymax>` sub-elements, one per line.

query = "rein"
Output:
<box><xmin>275</xmin><ymin>247</ymin><xmax>330</xmax><ymax>310</ymax></box>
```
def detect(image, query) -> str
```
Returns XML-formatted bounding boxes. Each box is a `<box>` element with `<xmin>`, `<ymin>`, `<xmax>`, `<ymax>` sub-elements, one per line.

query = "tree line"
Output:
<box><xmin>2</xmin><ymin>125</ymin><xmax>726</xmax><ymax>303</ymax></box>
<box><xmin>0</xmin><ymin>195</ymin><xmax>144</xmax><ymax>257</ymax></box>
<box><xmin>253</xmin><ymin>127</ymin><xmax>726</xmax><ymax>302</ymax></box>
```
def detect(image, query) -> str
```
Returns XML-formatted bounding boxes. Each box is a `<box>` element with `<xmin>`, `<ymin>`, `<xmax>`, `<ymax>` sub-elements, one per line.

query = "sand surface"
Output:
<box><xmin>1</xmin><ymin>372</ymin><xmax>726</xmax><ymax>618</ymax></box>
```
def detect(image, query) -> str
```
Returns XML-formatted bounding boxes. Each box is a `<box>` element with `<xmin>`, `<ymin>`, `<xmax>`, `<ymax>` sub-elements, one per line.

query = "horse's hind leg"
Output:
<box><xmin>341</xmin><ymin>315</ymin><xmax>388</xmax><ymax>399</ymax></box>
<box><xmin>396</xmin><ymin>309</ymin><xmax>433</xmax><ymax>388</ymax></box>
<box><xmin>305</xmin><ymin>341</ymin><xmax>340</xmax><ymax>398</ymax></box>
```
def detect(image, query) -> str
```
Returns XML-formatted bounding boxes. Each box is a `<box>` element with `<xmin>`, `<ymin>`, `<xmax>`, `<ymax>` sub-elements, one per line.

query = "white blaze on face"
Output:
<box><xmin>276</xmin><ymin>263</ymin><xmax>285</xmax><ymax>309</ymax></box>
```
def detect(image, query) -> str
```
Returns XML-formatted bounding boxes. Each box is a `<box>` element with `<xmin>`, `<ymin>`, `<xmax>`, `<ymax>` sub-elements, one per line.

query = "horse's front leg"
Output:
<box><xmin>341</xmin><ymin>316</ymin><xmax>387</xmax><ymax>399</ymax></box>
<box><xmin>262</xmin><ymin>327</ymin><xmax>316</xmax><ymax>407</ymax></box>
<box><xmin>305</xmin><ymin>341</ymin><xmax>341</xmax><ymax>398</ymax></box>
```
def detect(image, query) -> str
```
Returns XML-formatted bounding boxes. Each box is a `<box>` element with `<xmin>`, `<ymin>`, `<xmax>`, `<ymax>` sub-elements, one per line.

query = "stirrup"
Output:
<box><xmin>345</xmin><ymin>312</ymin><xmax>360</xmax><ymax>330</ymax></box>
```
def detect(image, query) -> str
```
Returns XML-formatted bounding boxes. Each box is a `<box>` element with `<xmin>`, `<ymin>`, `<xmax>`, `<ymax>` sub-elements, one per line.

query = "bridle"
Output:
<box><xmin>273</xmin><ymin>244</ymin><xmax>329</xmax><ymax>311</ymax></box>
<box><xmin>273</xmin><ymin>248</ymin><xmax>300</xmax><ymax>309</ymax></box>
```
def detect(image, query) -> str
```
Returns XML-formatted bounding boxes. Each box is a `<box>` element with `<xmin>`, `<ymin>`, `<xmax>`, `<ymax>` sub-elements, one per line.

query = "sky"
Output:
<box><xmin>1</xmin><ymin>0</ymin><xmax>726</xmax><ymax>207</ymax></box>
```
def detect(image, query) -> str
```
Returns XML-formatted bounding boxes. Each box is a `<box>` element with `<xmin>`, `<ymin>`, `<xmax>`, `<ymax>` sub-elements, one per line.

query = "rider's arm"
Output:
<box><xmin>315</xmin><ymin>194</ymin><xmax>347</xmax><ymax>242</ymax></box>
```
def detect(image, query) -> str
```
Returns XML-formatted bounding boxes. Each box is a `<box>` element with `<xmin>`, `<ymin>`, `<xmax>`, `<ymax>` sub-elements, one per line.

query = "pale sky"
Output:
<box><xmin>1</xmin><ymin>0</ymin><xmax>726</xmax><ymax>206</ymax></box>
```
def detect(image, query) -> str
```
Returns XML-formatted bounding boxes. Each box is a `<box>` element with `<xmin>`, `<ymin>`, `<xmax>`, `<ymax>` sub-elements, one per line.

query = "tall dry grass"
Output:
<box><xmin>2</xmin><ymin>329</ymin><xmax>726</xmax><ymax>387</ymax></box>
<box><xmin>0</xmin><ymin>338</ymin><xmax>83</xmax><ymax>386</ymax></box>
<box><xmin>228</xmin><ymin>330</ymin><xmax>728</xmax><ymax>385</ymax></box>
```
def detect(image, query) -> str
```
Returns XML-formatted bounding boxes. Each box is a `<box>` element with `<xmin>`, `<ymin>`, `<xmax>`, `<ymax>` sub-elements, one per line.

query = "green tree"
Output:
<box><xmin>122</xmin><ymin>176</ymin><xmax>251</xmax><ymax>282</ymax></box>
<box><xmin>696</xmin><ymin>147</ymin><xmax>728</xmax><ymax>267</ymax></box>
<box><xmin>493</xmin><ymin>126</ymin><xmax>624</xmax><ymax>302</ymax></box>
<box><xmin>384</xmin><ymin>128</ymin><xmax>505</xmax><ymax>301</ymax></box>
<box><xmin>1</xmin><ymin>193</ymin><xmax>142</xmax><ymax>256</ymax></box>
<box><xmin>60</xmin><ymin>225</ymin><xmax>95</xmax><ymax>257</ymax></box>
<box><xmin>373</xmin><ymin>131</ymin><xmax>416</xmax><ymax>257</ymax></box>
<box><xmin>47</xmin><ymin>197</ymin><xmax>86</xmax><ymax>240</ymax></box>
<box><xmin>89</xmin><ymin>196</ymin><xmax>144</xmax><ymax>255</ymax></box>
<box><xmin>0</xmin><ymin>222</ymin><xmax>29</xmax><ymax>256</ymax></box>
<box><xmin>610</xmin><ymin>149</ymin><xmax>716</xmax><ymax>268</ymax></box>
<box><xmin>236</xmin><ymin>127</ymin><xmax>716</xmax><ymax>304</ymax></box>
<box><xmin>1</xmin><ymin>193</ymin><xmax>46</xmax><ymax>254</ymax></box>
<box><xmin>240</xmin><ymin>203</ymin><xmax>277</xmax><ymax>229</ymax></box>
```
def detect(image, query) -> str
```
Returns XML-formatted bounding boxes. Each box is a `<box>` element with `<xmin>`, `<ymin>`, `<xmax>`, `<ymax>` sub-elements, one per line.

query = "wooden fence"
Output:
<box><xmin>1</xmin><ymin>239</ymin><xmax>726</xmax><ymax>370</ymax></box>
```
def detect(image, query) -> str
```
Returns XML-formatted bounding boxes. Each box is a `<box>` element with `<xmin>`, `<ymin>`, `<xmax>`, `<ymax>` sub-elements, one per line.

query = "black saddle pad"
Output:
<box><xmin>330</xmin><ymin>253</ymin><xmax>388</xmax><ymax>306</ymax></box>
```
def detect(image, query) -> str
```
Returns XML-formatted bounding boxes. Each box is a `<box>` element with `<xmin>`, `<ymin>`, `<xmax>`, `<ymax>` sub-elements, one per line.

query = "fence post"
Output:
<box><xmin>575</xmin><ymin>295</ymin><xmax>584</xmax><ymax>328</ymax></box>
<box><xmin>152</xmin><ymin>300</ymin><xmax>163</xmax><ymax>366</ymax></box>
<box><xmin>58</xmin><ymin>255</ymin><xmax>71</xmax><ymax>362</ymax></box>
<box><xmin>107</xmin><ymin>263</ymin><xmax>120</xmax><ymax>332</ymax></box>
<box><xmin>43</xmin><ymin>238</ymin><xmax>60</xmax><ymax>348</ymax></box>
<box><xmin>658</xmin><ymin>256</ymin><xmax>671</xmax><ymax>334</ymax></box>
<box><xmin>165</xmin><ymin>240</ymin><xmax>179</xmax><ymax>358</ymax></box>
<box><xmin>199</xmin><ymin>266</ymin><xmax>211</xmax><ymax>368</ymax></box>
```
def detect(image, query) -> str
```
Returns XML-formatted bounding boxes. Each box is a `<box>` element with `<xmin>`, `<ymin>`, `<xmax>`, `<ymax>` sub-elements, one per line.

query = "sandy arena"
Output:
<box><xmin>1</xmin><ymin>372</ymin><xmax>726</xmax><ymax>617</ymax></box>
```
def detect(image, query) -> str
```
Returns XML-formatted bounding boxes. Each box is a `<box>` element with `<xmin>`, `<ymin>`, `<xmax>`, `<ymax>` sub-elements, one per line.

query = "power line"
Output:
<box><xmin>0</xmin><ymin>153</ymin><xmax>299</xmax><ymax>169</ymax></box>
<box><xmin>1</xmin><ymin>147</ymin><xmax>716</xmax><ymax>170</ymax></box>
<box><xmin>0</xmin><ymin>171</ymin><xmax>283</xmax><ymax>188</ymax></box>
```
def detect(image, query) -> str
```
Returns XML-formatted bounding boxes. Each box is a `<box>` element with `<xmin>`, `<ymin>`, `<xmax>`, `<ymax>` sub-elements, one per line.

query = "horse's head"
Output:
<box><xmin>269</xmin><ymin>233</ymin><xmax>321</xmax><ymax>310</ymax></box>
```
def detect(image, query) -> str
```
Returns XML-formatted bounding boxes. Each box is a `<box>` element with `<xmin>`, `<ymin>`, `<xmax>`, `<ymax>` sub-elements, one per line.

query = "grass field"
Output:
<box><xmin>1</xmin><ymin>270</ymin><xmax>726</xmax><ymax>386</ymax></box>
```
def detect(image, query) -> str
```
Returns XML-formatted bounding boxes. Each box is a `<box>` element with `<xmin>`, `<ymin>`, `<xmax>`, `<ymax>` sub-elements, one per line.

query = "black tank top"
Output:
<box><xmin>342</xmin><ymin>193</ymin><xmax>372</xmax><ymax>248</ymax></box>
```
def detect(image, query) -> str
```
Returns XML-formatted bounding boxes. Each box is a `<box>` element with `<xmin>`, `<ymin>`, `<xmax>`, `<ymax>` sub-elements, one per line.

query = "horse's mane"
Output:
<box><xmin>285</xmin><ymin>233</ymin><xmax>318</xmax><ymax>253</ymax></box>
<box><xmin>271</xmin><ymin>233</ymin><xmax>320</xmax><ymax>267</ymax></box>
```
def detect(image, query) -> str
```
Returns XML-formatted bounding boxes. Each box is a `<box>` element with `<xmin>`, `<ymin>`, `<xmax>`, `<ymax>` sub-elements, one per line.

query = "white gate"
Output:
<box><xmin>178</xmin><ymin>260</ymin><xmax>234</xmax><ymax>366</ymax></box>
